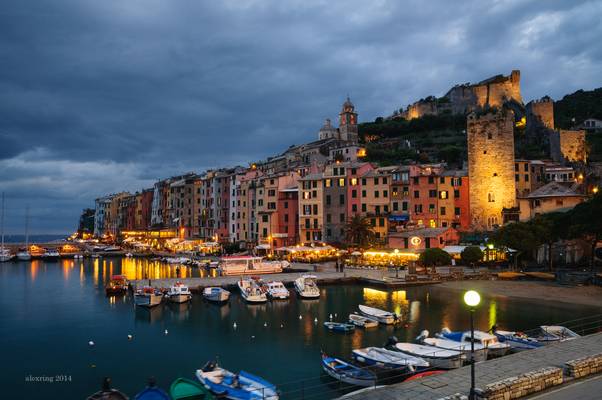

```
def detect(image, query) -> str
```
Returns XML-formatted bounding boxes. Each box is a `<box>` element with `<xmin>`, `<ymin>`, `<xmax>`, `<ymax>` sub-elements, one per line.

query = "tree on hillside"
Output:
<box><xmin>419</xmin><ymin>248</ymin><xmax>452</xmax><ymax>269</ymax></box>
<box><xmin>461</xmin><ymin>246</ymin><xmax>484</xmax><ymax>270</ymax></box>
<box><xmin>566</xmin><ymin>193</ymin><xmax>602</xmax><ymax>271</ymax></box>
<box><xmin>344</xmin><ymin>215</ymin><xmax>375</xmax><ymax>248</ymax></box>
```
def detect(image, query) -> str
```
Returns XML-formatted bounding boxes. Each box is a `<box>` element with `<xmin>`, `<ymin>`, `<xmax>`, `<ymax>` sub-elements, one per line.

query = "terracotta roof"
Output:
<box><xmin>526</xmin><ymin>181</ymin><xmax>585</xmax><ymax>199</ymax></box>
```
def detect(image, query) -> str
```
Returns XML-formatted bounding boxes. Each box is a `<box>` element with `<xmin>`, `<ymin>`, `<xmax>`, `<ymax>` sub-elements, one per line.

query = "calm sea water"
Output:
<box><xmin>0</xmin><ymin>258</ymin><xmax>599</xmax><ymax>399</ymax></box>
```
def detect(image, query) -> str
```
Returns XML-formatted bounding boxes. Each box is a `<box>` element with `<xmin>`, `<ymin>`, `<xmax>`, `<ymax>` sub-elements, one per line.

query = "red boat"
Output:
<box><xmin>105</xmin><ymin>275</ymin><xmax>129</xmax><ymax>295</ymax></box>
<box><xmin>404</xmin><ymin>370</ymin><xmax>446</xmax><ymax>382</ymax></box>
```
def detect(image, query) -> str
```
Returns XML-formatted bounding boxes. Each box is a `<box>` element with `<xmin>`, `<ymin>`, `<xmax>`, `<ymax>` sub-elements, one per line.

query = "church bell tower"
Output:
<box><xmin>338</xmin><ymin>97</ymin><xmax>358</xmax><ymax>143</ymax></box>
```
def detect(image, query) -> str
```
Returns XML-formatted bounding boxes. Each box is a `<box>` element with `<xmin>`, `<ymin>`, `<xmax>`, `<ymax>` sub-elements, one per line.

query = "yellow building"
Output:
<box><xmin>299</xmin><ymin>173</ymin><xmax>325</xmax><ymax>243</ymax></box>
<box><xmin>518</xmin><ymin>181</ymin><xmax>586</xmax><ymax>221</ymax></box>
<box><xmin>359</xmin><ymin>167</ymin><xmax>392</xmax><ymax>241</ymax></box>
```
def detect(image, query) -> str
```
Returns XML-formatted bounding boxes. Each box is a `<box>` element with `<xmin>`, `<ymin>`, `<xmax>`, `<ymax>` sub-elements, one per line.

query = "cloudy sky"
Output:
<box><xmin>1</xmin><ymin>0</ymin><xmax>601</xmax><ymax>234</ymax></box>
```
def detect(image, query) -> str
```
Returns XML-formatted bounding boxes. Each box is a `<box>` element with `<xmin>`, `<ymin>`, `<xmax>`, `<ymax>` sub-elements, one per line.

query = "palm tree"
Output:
<box><xmin>344</xmin><ymin>215</ymin><xmax>375</xmax><ymax>248</ymax></box>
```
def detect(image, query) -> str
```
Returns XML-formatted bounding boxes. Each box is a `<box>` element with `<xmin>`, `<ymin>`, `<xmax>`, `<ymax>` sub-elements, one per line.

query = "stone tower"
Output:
<box><xmin>338</xmin><ymin>97</ymin><xmax>359</xmax><ymax>143</ymax></box>
<box><xmin>467</xmin><ymin>109</ymin><xmax>516</xmax><ymax>230</ymax></box>
<box><xmin>526</xmin><ymin>96</ymin><xmax>554</xmax><ymax>131</ymax></box>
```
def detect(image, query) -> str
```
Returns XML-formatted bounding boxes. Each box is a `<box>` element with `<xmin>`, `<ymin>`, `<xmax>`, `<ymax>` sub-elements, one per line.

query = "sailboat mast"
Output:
<box><xmin>1</xmin><ymin>192</ymin><xmax>4</xmax><ymax>250</ymax></box>
<box><xmin>25</xmin><ymin>205</ymin><xmax>29</xmax><ymax>249</ymax></box>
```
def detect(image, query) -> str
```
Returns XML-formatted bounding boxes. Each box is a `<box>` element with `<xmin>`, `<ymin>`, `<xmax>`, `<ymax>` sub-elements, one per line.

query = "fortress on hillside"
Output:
<box><xmin>397</xmin><ymin>70</ymin><xmax>523</xmax><ymax>120</ymax></box>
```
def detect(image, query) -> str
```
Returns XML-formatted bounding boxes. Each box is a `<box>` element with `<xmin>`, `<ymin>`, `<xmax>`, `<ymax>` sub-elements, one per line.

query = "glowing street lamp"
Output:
<box><xmin>464</xmin><ymin>290</ymin><xmax>481</xmax><ymax>400</ymax></box>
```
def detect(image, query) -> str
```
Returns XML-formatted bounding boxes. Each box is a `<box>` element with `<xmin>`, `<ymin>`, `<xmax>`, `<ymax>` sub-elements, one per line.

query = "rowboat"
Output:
<box><xmin>324</xmin><ymin>322</ymin><xmax>355</xmax><ymax>333</ymax></box>
<box><xmin>321</xmin><ymin>352</ymin><xmax>376</xmax><ymax>387</ymax></box>
<box><xmin>170</xmin><ymin>377</ymin><xmax>216</xmax><ymax>400</ymax></box>
<box><xmin>165</xmin><ymin>282</ymin><xmax>193</xmax><ymax>303</ymax></box>
<box><xmin>387</xmin><ymin>339</ymin><xmax>465</xmax><ymax>369</ymax></box>
<box><xmin>417</xmin><ymin>330</ymin><xmax>488</xmax><ymax>362</ymax></box>
<box><xmin>196</xmin><ymin>361</ymin><xmax>279</xmax><ymax>400</ymax></box>
<box><xmin>492</xmin><ymin>328</ymin><xmax>543</xmax><ymax>352</ymax></box>
<box><xmin>351</xmin><ymin>347</ymin><xmax>429</xmax><ymax>371</ymax></box>
<box><xmin>358</xmin><ymin>305</ymin><xmax>398</xmax><ymax>325</ymax></box>
<box><xmin>348</xmin><ymin>313</ymin><xmax>378</xmax><ymax>329</ymax></box>
<box><xmin>238</xmin><ymin>278</ymin><xmax>267</xmax><ymax>303</ymax></box>
<box><xmin>106</xmin><ymin>275</ymin><xmax>129</xmax><ymax>295</ymax></box>
<box><xmin>134</xmin><ymin>379</ymin><xmax>170</xmax><ymax>400</ymax></box>
<box><xmin>203</xmin><ymin>287</ymin><xmax>230</xmax><ymax>303</ymax></box>
<box><xmin>294</xmin><ymin>275</ymin><xmax>320</xmax><ymax>299</ymax></box>
<box><xmin>536</xmin><ymin>326</ymin><xmax>580</xmax><ymax>343</ymax></box>
<box><xmin>87</xmin><ymin>377</ymin><xmax>129</xmax><ymax>400</ymax></box>
<box><xmin>134</xmin><ymin>287</ymin><xmax>163</xmax><ymax>308</ymax></box>
<box><xmin>439</xmin><ymin>328</ymin><xmax>510</xmax><ymax>358</ymax></box>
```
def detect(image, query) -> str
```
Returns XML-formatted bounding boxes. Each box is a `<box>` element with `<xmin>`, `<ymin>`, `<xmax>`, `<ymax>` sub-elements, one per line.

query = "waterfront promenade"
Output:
<box><xmin>347</xmin><ymin>332</ymin><xmax>602</xmax><ymax>400</ymax></box>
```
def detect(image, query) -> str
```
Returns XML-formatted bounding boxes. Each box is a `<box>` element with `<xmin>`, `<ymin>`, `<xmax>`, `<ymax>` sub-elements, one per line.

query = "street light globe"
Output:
<box><xmin>464</xmin><ymin>290</ymin><xmax>481</xmax><ymax>307</ymax></box>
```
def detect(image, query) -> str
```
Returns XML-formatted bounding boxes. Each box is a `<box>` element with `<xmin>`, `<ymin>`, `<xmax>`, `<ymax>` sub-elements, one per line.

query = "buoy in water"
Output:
<box><xmin>334</xmin><ymin>313</ymin><xmax>337</xmax><ymax>318</ymax></box>
<box><xmin>164</xmin><ymin>329</ymin><xmax>168</xmax><ymax>335</ymax></box>
<box><xmin>314</xmin><ymin>317</ymin><xmax>318</xmax><ymax>323</ymax></box>
<box><xmin>299</xmin><ymin>315</ymin><xmax>302</xmax><ymax>320</ymax></box>
<box><xmin>251</xmin><ymin>335</ymin><xmax>255</xmax><ymax>339</ymax></box>
<box><xmin>127</xmin><ymin>334</ymin><xmax>133</xmax><ymax>340</ymax></box>
<box><xmin>88</xmin><ymin>341</ymin><xmax>95</xmax><ymax>347</ymax></box>
<box><xmin>264</xmin><ymin>322</ymin><xmax>267</xmax><ymax>327</ymax></box>
<box><xmin>280</xmin><ymin>324</ymin><xmax>284</xmax><ymax>328</ymax></box>
<box><xmin>233</xmin><ymin>322</ymin><xmax>238</xmax><ymax>329</ymax></box>
<box><xmin>329</xmin><ymin>314</ymin><xmax>333</xmax><ymax>320</ymax></box>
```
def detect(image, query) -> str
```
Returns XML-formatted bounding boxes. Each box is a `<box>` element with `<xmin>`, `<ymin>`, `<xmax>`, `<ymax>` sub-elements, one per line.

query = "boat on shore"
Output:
<box><xmin>351</xmin><ymin>347</ymin><xmax>429</xmax><ymax>371</ymax></box>
<box><xmin>134</xmin><ymin>287</ymin><xmax>163</xmax><ymax>307</ymax></box>
<box><xmin>386</xmin><ymin>338</ymin><xmax>465</xmax><ymax>369</ymax></box>
<box><xmin>105</xmin><ymin>275</ymin><xmax>129</xmax><ymax>295</ymax></box>
<box><xmin>324</xmin><ymin>322</ymin><xmax>355</xmax><ymax>333</ymax></box>
<box><xmin>294</xmin><ymin>275</ymin><xmax>320</xmax><ymax>298</ymax></box>
<box><xmin>321</xmin><ymin>352</ymin><xmax>376</xmax><ymax>387</ymax></box>
<box><xmin>196</xmin><ymin>360</ymin><xmax>279</xmax><ymax>400</ymax></box>
<box><xmin>170</xmin><ymin>377</ymin><xmax>216</xmax><ymax>400</ymax></box>
<box><xmin>218</xmin><ymin>256</ymin><xmax>288</xmax><ymax>276</ymax></box>
<box><xmin>203</xmin><ymin>287</ymin><xmax>230</xmax><ymax>303</ymax></box>
<box><xmin>417</xmin><ymin>330</ymin><xmax>488</xmax><ymax>363</ymax></box>
<box><xmin>265</xmin><ymin>281</ymin><xmax>290</xmax><ymax>300</ymax></box>
<box><xmin>238</xmin><ymin>278</ymin><xmax>268</xmax><ymax>303</ymax></box>
<box><xmin>358</xmin><ymin>305</ymin><xmax>398</xmax><ymax>325</ymax></box>
<box><xmin>165</xmin><ymin>282</ymin><xmax>192</xmax><ymax>303</ymax></box>
<box><xmin>348</xmin><ymin>313</ymin><xmax>378</xmax><ymax>329</ymax></box>
<box><xmin>439</xmin><ymin>328</ymin><xmax>510</xmax><ymax>358</ymax></box>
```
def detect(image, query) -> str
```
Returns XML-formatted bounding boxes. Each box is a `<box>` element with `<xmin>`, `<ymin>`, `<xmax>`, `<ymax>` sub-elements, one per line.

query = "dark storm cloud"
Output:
<box><xmin>0</xmin><ymin>0</ymin><xmax>600</xmax><ymax>233</ymax></box>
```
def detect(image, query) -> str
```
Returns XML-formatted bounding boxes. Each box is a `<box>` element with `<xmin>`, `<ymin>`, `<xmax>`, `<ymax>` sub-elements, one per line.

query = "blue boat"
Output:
<box><xmin>196</xmin><ymin>361</ymin><xmax>278</xmax><ymax>400</ymax></box>
<box><xmin>492</xmin><ymin>329</ymin><xmax>544</xmax><ymax>352</ymax></box>
<box><xmin>324</xmin><ymin>322</ymin><xmax>355</xmax><ymax>333</ymax></box>
<box><xmin>321</xmin><ymin>352</ymin><xmax>376</xmax><ymax>387</ymax></box>
<box><xmin>134</xmin><ymin>378</ymin><xmax>170</xmax><ymax>400</ymax></box>
<box><xmin>438</xmin><ymin>328</ymin><xmax>511</xmax><ymax>357</ymax></box>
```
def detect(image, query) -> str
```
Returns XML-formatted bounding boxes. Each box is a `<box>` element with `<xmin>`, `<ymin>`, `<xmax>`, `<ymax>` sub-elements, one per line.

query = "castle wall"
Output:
<box><xmin>526</xmin><ymin>97</ymin><xmax>554</xmax><ymax>130</ymax></box>
<box><xmin>404</xmin><ymin>101</ymin><xmax>438</xmax><ymax>120</ymax></box>
<box><xmin>550</xmin><ymin>130</ymin><xmax>587</xmax><ymax>163</ymax></box>
<box><xmin>467</xmin><ymin>109</ymin><xmax>516</xmax><ymax>230</ymax></box>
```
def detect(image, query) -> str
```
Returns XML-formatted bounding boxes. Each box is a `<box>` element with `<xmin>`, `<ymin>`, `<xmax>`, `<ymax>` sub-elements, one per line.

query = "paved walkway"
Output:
<box><xmin>347</xmin><ymin>332</ymin><xmax>602</xmax><ymax>400</ymax></box>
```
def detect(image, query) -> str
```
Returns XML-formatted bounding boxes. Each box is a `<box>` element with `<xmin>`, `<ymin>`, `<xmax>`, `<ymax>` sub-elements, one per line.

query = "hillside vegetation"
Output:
<box><xmin>554</xmin><ymin>87</ymin><xmax>602</xmax><ymax>129</ymax></box>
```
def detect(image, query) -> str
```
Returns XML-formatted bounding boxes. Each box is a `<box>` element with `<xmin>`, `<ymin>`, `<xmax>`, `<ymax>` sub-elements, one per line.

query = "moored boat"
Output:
<box><xmin>358</xmin><ymin>305</ymin><xmax>398</xmax><ymax>325</ymax></box>
<box><xmin>238</xmin><ymin>277</ymin><xmax>268</xmax><ymax>303</ymax></box>
<box><xmin>417</xmin><ymin>330</ymin><xmax>488</xmax><ymax>362</ymax></box>
<box><xmin>536</xmin><ymin>325</ymin><xmax>580</xmax><ymax>343</ymax></box>
<box><xmin>0</xmin><ymin>247</ymin><xmax>13</xmax><ymax>262</ymax></box>
<box><xmin>170</xmin><ymin>377</ymin><xmax>216</xmax><ymax>400</ymax></box>
<box><xmin>491</xmin><ymin>327</ymin><xmax>543</xmax><ymax>352</ymax></box>
<box><xmin>42</xmin><ymin>248</ymin><xmax>60</xmax><ymax>260</ymax></box>
<box><xmin>387</xmin><ymin>338</ymin><xmax>465</xmax><ymax>369</ymax></box>
<box><xmin>16</xmin><ymin>248</ymin><xmax>31</xmax><ymax>261</ymax></box>
<box><xmin>265</xmin><ymin>281</ymin><xmax>289</xmax><ymax>300</ymax></box>
<box><xmin>106</xmin><ymin>275</ymin><xmax>129</xmax><ymax>295</ymax></box>
<box><xmin>439</xmin><ymin>328</ymin><xmax>510</xmax><ymax>358</ymax></box>
<box><xmin>218</xmin><ymin>256</ymin><xmax>288</xmax><ymax>276</ymax></box>
<box><xmin>166</xmin><ymin>282</ymin><xmax>192</xmax><ymax>303</ymax></box>
<box><xmin>196</xmin><ymin>360</ymin><xmax>279</xmax><ymax>400</ymax></box>
<box><xmin>87</xmin><ymin>377</ymin><xmax>129</xmax><ymax>400</ymax></box>
<box><xmin>324</xmin><ymin>322</ymin><xmax>355</xmax><ymax>333</ymax></box>
<box><xmin>294</xmin><ymin>275</ymin><xmax>320</xmax><ymax>299</ymax></box>
<box><xmin>348</xmin><ymin>313</ymin><xmax>378</xmax><ymax>329</ymax></box>
<box><xmin>203</xmin><ymin>287</ymin><xmax>230</xmax><ymax>303</ymax></box>
<box><xmin>134</xmin><ymin>287</ymin><xmax>163</xmax><ymax>307</ymax></box>
<box><xmin>351</xmin><ymin>347</ymin><xmax>429</xmax><ymax>371</ymax></box>
<box><xmin>134</xmin><ymin>378</ymin><xmax>170</xmax><ymax>400</ymax></box>
<box><xmin>321</xmin><ymin>352</ymin><xmax>376</xmax><ymax>387</ymax></box>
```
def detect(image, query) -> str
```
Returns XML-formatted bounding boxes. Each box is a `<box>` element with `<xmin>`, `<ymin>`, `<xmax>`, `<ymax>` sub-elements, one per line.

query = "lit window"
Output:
<box><xmin>488</xmin><ymin>192</ymin><xmax>495</xmax><ymax>203</ymax></box>
<box><xmin>429</xmin><ymin>219</ymin><xmax>436</xmax><ymax>228</ymax></box>
<box><xmin>439</xmin><ymin>191</ymin><xmax>448</xmax><ymax>199</ymax></box>
<box><xmin>351</xmin><ymin>178</ymin><xmax>358</xmax><ymax>186</ymax></box>
<box><xmin>338</xmin><ymin>178</ymin><xmax>345</xmax><ymax>187</ymax></box>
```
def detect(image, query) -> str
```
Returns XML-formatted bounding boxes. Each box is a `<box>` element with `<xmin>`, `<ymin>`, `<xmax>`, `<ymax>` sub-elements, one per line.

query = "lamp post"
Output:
<box><xmin>464</xmin><ymin>290</ymin><xmax>481</xmax><ymax>400</ymax></box>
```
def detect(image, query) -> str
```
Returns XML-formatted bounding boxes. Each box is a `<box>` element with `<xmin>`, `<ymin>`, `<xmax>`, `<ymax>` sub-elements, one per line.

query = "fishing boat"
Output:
<box><xmin>439</xmin><ymin>328</ymin><xmax>511</xmax><ymax>358</ymax></box>
<box><xmin>105</xmin><ymin>275</ymin><xmax>129</xmax><ymax>295</ymax></box>
<box><xmin>491</xmin><ymin>327</ymin><xmax>543</xmax><ymax>352</ymax></box>
<box><xmin>87</xmin><ymin>377</ymin><xmax>129</xmax><ymax>400</ymax></box>
<box><xmin>321</xmin><ymin>352</ymin><xmax>377</xmax><ymax>387</ymax></box>
<box><xmin>265</xmin><ymin>281</ymin><xmax>290</xmax><ymax>300</ymax></box>
<box><xmin>218</xmin><ymin>256</ymin><xmax>288</xmax><ymax>276</ymax></box>
<box><xmin>387</xmin><ymin>338</ymin><xmax>465</xmax><ymax>369</ymax></box>
<box><xmin>196</xmin><ymin>360</ymin><xmax>279</xmax><ymax>400</ymax></box>
<box><xmin>0</xmin><ymin>193</ymin><xmax>14</xmax><ymax>262</ymax></box>
<box><xmin>294</xmin><ymin>275</ymin><xmax>320</xmax><ymax>299</ymax></box>
<box><xmin>166</xmin><ymin>282</ymin><xmax>193</xmax><ymax>303</ymax></box>
<box><xmin>417</xmin><ymin>330</ymin><xmax>488</xmax><ymax>362</ymax></box>
<box><xmin>134</xmin><ymin>378</ymin><xmax>170</xmax><ymax>400</ymax></box>
<box><xmin>42</xmin><ymin>248</ymin><xmax>60</xmax><ymax>260</ymax></box>
<box><xmin>203</xmin><ymin>287</ymin><xmax>230</xmax><ymax>303</ymax></box>
<box><xmin>134</xmin><ymin>287</ymin><xmax>163</xmax><ymax>307</ymax></box>
<box><xmin>324</xmin><ymin>322</ymin><xmax>355</xmax><ymax>333</ymax></box>
<box><xmin>358</xmin><ymin>305</ymin><xmax>398</xmax><ymax>325</ymax></box>
<box><xmin>238</xmin><ymin>277</ymin><xmax>268</xmax><ymax>303</ymax></box>
<box><xmin>351</xmin><ymin>347</ymin><xmax>429</xmax><ymax>371</ymax></box>
<box><xmin>348</xmin><ymin>313</ymin><xmax>378</xmax><ymax>329</ymax></box>
<box><xmin>170</xmin><ymin>377</ymin><xmax>216</xmax><ymax>400</ymax></box>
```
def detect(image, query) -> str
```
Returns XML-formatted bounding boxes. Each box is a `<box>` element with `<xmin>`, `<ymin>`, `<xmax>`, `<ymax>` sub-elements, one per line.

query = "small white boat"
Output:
<box><xmin>265</xmin><ymin>281</ymin><xmax>290</xmax><ymax>300</ymax></box>
<box><xmin>134</xmin><ymin>287</ymin><xmax>163</xmax><ymax>307</ymax></box>
<box><xmin>294</xmin><ymin>275</ymin><xmax>320</xmax><ymax>299</ymax></box>
<box><xmin>536</xmin><ymin>325</ymin><xmax>580</xmax><ymax>343</ymax></box>
<box><xmin>16</xmin><ymin>249</ymin><xmax>31</xmax><ymax>261</ymax></box>
<box><xmin>218</xmin><ymin>256</ymin><xmax>288</xmax><ymax>276</ymax></box>
<box><xmin>390</xmin><ymin>340</ymin><xmax>465</xmax><ymax>369</ymax></box>
<box><xmin>440</xmin><ymin>328</ymin><xmax>511</xmax><ymax>358</ymax></box>
<box><xmin>203</xmin><ymin>287</ymin><xmax>230</xmax><ymax>303</ymax></box>
<box><xmin>165</xmin><ymin>282</ymin><xmax>192</xmax><ymax>303</ymax></box>
<box><xmin>42</xmin><ymin>248</ymin><xmax>60</xmax><ymax>260</ymax></box>
<box><xmin>125</xmin><ymin>252</ymin><xmax>133</xmax><ymax>258</ymax></box>
<box><xmin>348</xmin><ymin>313</ymin><xmax>378</xmax><ymax>329</ymax></box>
<box><xmin>164</xmin><ymin>256</ymin><xmax>191</xmax><ymax>264</ymax></box>
<box><xmin>417</xmin><ymin>330</ymin><xmax>488</xmax><ymax>362</ymax></box>
<box><xmin>0</xmin><ymin>248</ymin><xmax>14</xmax><ymax>262</ymax></box>
<box><xmin>73</xmin><ymin>254</ymin><xmax>84</xmax><ymax>259</ymax></box>
<box><xmin>358</xmin><ymin>305</ymin><xmax>398</xmax><ymax>325</ymax></box>
<box><xmin>352</xmin><ymin>347</ymin><xmax>429</xmax><ymax>371</ymax></box>
<box><xmin>238</xmin><ymin>278</ymin><xmax>267</xmax><ymax>303</ymax></box>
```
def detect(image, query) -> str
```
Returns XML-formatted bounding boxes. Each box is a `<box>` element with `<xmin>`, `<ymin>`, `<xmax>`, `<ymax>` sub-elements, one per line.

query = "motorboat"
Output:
<box><xmin>87</xmin><ymin>377</ymin><xmax>129</xmax><ymax>400</ymax></box>
<box><xmin>42</xmin><ymin>248</ymin><xmax>60</xmax><ymax>260</ymax></box>
<box><xmin>348</xmin><ymin>313</ymin><xmax>378</xmax><ymax>329</ymax></box>
<box><xmin>351</xmin><ymin>347</ymin><xmax>429</xmax><ymax>371</ymax></box>
<box><xmin>218</xmin><ymin>256</ymin><xmax>288</xmax><ymax>276</ymax></box>
<box><xmin>170</xmin><ymin>377</ymin><xmax>216</xmax><ymax>400</ymax></box>
<box><xmin>134</xmin><ymin>378</ymin><xmax>170</xmax><ymax>400</ymax></box>
<box><xmin>134</xmin><ymin>286</ymin><xmax>163</xmax><ymax>307</ymax></box>
<box><xmin>125</xmin><ymin>252</ymin><xmax>133</xmax><ymax>258</ymax></box>
<box><xmin>294</xmin><ymin>275</ymin><xmax>320</xmax><ymax>299</ymax></box>
<box><xmin>196</xmin><ymin>360</ymin><xmax>279</xmax><ymax>400</ymax></box>
<box><xmin>74</xmin><ymin>254</ymin><xmax>84</xmax><ymax>259</ymax></box>
<box><xmin>387</xmin><ymin>338</ymin><xmax>465</xmax><ymax>369</ymax></box>
<box><xmin>0</xmin><ymin>247</ymin><xmax>13</xmax><ymax>262</ymax></box>
<box><xmin>164</xmin><ymin>256</ymin><xmax>191</xmax><ymax>264</ymax></box>
<box><xmin>265</xmin><ymin>281</ymin><xmax>290</xmax><ymax>300</ymax></box>
<box><xmin>491</xmin><ymin>327</ymin><xmax>544</xmax><ymax>352</ymax></box>
<box><xmin>321</xmin><ymin>352</ymin><xmax>376</xmax><ymax>387</ymax></box>
<box><xmin>417</xmin><ymin>330</ymin><xmax>488</xmax><ymax>362</ymax></box>
<box><xmin>165</xmin><ymin>282</ymin><xmax>192</xmax><ymax>303</ymax></box>
<box><xmin>105</xmin><ymin>275</ymin><xmax>129</xmax><ymax>295</ymax></box>
<box><xmin>324</xmin><ymin>322</ymin><xmax>355</xmax><ymax>333</ymax></box>
<box><xmin>358</xmin><ymin>305</ymin><xmax>398</xmax><ymax>325</ymax></box>
<box><xmin>536</xmin><ymin>325</ymin><xmax>580</xmax><ymax>343</ymax></box>
<box><xmin>16</xmin><ymin>248</ymin><xmax>32</xmax><ymax>261</ymax></box>
<box><xmin>439</xmin><ymin>328</ymin><xmax>510</xmax><ymax>358</ymax></box>
<box><xmin>203</xmin><ymin>287</ymin><xmax>230</xmax><ymax>303</ymax></box>
<box><xmin>238</xmin><ymin>278</ymin><xmax>268</xmax><ymax>303</ymax></box>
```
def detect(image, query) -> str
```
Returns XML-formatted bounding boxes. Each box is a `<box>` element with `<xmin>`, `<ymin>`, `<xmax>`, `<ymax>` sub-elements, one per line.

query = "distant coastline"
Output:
<box><xmin>1</xmin><ymin>234</ymin><xmax>69</xmax><ymax>244</ymax></box>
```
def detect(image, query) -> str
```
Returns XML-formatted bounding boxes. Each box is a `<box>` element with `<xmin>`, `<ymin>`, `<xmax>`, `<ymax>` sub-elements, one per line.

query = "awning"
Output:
<box><xmin>255</xmin><ymin>244</ymin><xmax>271</xmax><ymax>250</ymax></box>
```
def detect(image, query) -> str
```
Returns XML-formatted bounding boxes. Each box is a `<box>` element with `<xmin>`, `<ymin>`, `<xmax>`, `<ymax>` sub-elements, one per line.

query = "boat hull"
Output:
<box><xmin>294</xmin><ymin>281</ymin><xmax>320</xmax><ymax>298</ymax></box>
<box><xmin>0</xmin><ymin>255</ymin><xmax>14</xmax><ymax>262</ymax></box>
<box><xmin>321</xmin><ymin>356</ymin><xmax>376</xmax><ymax>387</ymax></box>
<box><xmin>168</xmin><ymin>294</ymin><xmax>192</xmax><ymax>303</ymax></box>
<box><xmin>204</xmin><ymin>292</ymin><xmax>230</xmax><ymax>303</ymax></box>
<box><xmin>16</xmin><ymin>253</ymin><xmax>31</xmax><ymax>261</ymax></box>
<box><xmin>134</xmin><ymin>293</ymin><xmax>163</xmax><ymax>307</ymax></box>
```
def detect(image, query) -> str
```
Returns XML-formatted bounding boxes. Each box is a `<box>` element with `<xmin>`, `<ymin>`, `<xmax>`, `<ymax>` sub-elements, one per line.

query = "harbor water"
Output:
<box><xmin>1</xmin><ymin>258</ymin><xmax>599</xmax><ymax>399</ymax></box>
